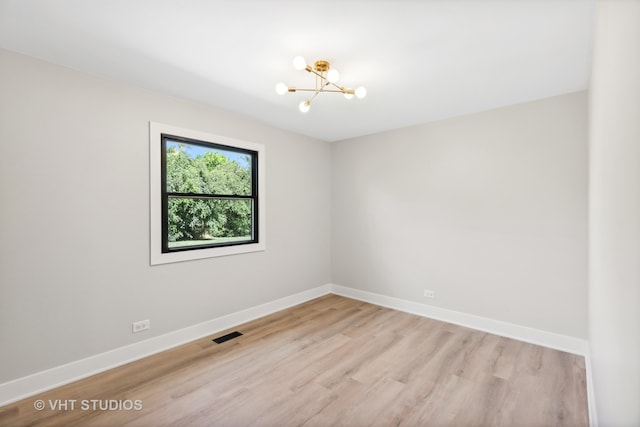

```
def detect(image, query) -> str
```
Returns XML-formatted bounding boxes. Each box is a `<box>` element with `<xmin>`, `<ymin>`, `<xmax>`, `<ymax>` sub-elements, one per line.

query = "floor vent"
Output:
<box><xmin>213</xmin><ymin>331</ymin><xmax>243</xmax><ymax>344</ymax></box>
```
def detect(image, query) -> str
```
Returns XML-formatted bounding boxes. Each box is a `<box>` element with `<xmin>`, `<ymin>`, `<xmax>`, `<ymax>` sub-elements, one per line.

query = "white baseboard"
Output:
<box><xmin>0</xmin><ymin>282</ymin><xmax>593</xmax><ymax>416</ymax></box>
<box><xmin>329</xmin><ymin>284</ymin><xmax>589</xmax><ymax>356</ymax></box>
<box><xmin>0</xmin><ymin>284</ymin><xmax>332</xmax><ymax>407</ymax></box>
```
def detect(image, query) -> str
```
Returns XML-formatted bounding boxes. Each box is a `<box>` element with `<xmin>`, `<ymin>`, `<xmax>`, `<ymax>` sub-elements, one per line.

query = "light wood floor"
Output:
<box><xmin>0</xmin><ymin>295</ymin><xmax>589</xmax><ymax>426</ymax></box>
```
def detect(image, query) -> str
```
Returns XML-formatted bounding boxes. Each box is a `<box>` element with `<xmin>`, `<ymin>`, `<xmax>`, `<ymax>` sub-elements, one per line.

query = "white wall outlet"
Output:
<box><xmin>132</xmin><ymin>319</ymin><xmax>150</xmax><ymax>333</ymax></box>
<box><xmin>424</xmin><ymin>289</ymin><xmax>436</xmax><ymax>299</ymax></box>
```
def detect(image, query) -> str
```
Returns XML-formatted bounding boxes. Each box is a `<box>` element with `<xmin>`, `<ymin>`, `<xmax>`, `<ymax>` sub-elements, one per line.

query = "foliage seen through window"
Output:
<box><xmin>162</xmin><ymin>137</ymin><xmax>257</xmax><ymax>252</ymax></box>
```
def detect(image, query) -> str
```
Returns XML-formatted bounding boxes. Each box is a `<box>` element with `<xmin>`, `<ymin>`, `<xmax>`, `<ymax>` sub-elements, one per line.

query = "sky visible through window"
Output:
<box><xmin>166</xmin><ymin>141</ymin><xmax>250</xmax><ymax>169</ymax></box>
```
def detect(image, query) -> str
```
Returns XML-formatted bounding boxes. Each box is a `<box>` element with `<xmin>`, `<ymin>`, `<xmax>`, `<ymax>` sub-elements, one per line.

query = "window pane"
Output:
<box><xmin>167</xmin><ymin>198</ymin><xmax>253</xmax><ymax>249</ymax></box>
<box><xmin>165</xmin><ymin>139</ymin><xmax>253</xmax><ymax>196</ymax></box>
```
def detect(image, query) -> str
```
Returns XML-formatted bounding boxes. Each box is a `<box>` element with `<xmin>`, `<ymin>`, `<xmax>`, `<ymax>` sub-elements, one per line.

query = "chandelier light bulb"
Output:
<box><xmin>355</xmin><ymin>86</ymin><xmax>367</xmax><ymax>99</ymax></box>
<box><xmin>299</xmin><ymin>100</ymin><xmax>311</xmax><ymax>113</ymax></box>
<box><xmin>292</xmin><ymin>56</ymin><xmax>307</xmax><ymax>71</ymax></box>
<box><xmin>344</xmin><ymin>92</ymin><xmax>354</xmax><ymax>100</ymax></box>
<box><xmin>327</xmin><ymin>69</ymin><xmax>339</xmax><ymax>83</ymax></box>
<box><xmin>275</xmin><ymin>82</ymin><xmax>288</xmax><ymax>95</ymax></box>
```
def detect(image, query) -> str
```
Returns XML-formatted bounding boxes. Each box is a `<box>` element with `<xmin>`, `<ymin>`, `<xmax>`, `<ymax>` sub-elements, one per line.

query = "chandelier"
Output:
<box><xmin>275</xmin><ymin>56</ymin><xmax>367</xmax><ymax>113</ymax></box>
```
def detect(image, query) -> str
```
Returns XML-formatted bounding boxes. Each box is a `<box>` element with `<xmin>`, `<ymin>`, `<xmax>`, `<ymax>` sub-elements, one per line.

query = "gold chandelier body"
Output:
<box><xmin>276</xmin><ymin>56</ymin><xmax>366</xmax><ymax>112</ymax></box>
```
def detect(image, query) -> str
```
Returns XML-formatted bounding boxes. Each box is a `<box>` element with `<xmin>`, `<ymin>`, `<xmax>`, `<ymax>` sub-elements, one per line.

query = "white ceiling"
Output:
<box><xmin>0</xmin><ymin>0</ymin><xmax>595</xmax><ymax>142</ymax></box>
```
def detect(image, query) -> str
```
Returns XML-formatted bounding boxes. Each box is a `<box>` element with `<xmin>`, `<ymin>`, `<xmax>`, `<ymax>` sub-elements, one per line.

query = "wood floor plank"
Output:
<box><xmin>0</xmin><ymin>295</ymin><xmax>589</xmax><ymax>426</ymax></box>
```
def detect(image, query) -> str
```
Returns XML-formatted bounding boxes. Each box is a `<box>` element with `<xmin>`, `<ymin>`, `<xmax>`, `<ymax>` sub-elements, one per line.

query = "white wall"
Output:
<box><xmin>589</xmin><ymin>1</ymin><xmax>640</xmax><ymax>425</ymax></box>
<box><xmin>0</xmin><ymin>49</ymin><xmax>332</xmax><ymax>383</ymax></box>
<box><xmin>332</xmin><ymin>92</ymin><xmax>588</xmax><ymax>338</ymax></box>
<box><xmin>0</xmin><ymin>45</ymin><xmax>595</xmax><ymax>406</ymax></box>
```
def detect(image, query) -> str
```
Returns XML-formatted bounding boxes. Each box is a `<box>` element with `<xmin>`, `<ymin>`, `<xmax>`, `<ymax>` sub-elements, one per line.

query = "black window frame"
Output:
<box><xmin>160</xmin><ymin>133</ymin><xmax>259</xmax><ymax>254</ymax></box>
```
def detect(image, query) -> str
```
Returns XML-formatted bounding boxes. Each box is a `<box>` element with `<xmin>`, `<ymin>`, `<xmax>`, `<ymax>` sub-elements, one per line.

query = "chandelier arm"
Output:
<box><xmin>290</xmin><ymin>88</ymin><xmax>320</xmax><ymax>92</ymax></box>
<box><xmin>288</xmin><ymin>88</ymin><xmax>349</xmax><ymax>93</ymax></box>
<box><xmin>327</xmin><ymin>81</ymin><xmax>354</xmax><ymax>94</ymax></box>
<box><xmin>323</xmin><ymin>88</ymin><xmax>352</xmax><ymax>93</ymax></box>
<box><xmin>306</xmin><ymin>67</ymin><xmax>328</xmax><ymax>81</ymax></box>
<box><xmin>303</xmin><ymin>63</ymin><xmax>356</xmax><ymax>94</ymax></box>
<box><xmin>317</xmin><ymin>80</ymin><xmax>331</xmax><ymax>93</ymax></box>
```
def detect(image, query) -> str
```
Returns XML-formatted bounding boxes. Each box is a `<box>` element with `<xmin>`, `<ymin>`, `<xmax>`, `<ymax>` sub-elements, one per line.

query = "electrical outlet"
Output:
<box><xmin>132</xmin><ymin>319</ymin><xmax>150</xmax><ymax>333</ymax></box>
<box><xmin>423</xmin><ymin>289</ymin><xmax>436</xmax><ymax>299</ymax></box>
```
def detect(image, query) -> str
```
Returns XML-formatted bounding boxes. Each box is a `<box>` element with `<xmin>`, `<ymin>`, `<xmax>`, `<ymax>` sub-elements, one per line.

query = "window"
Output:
<box><xmin>150</xmin><ymin>122</ymin><xmax>265</xmax><ymax>265</ymax></box>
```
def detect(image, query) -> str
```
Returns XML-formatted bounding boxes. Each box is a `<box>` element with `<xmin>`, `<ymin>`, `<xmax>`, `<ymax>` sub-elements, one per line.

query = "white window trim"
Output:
<box><xmin>149</xmin><ymin>122</ymin><xmax>266</xmax><ymax>265</ymax></box>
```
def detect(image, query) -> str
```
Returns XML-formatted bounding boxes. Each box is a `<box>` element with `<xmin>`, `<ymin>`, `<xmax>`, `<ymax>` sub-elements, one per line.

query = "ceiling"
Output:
<box><xmin>0</xmin><ymin>0</ymin><xmax>595</xmax><ymax>142</ymax></box>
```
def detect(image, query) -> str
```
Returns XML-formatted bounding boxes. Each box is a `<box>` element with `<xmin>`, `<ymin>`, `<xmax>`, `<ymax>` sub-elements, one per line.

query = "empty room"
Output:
<box><xmin>0</xmin><ymin>1</ymin><xmax>638</xmax><ymax>426</ymax></box>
